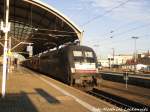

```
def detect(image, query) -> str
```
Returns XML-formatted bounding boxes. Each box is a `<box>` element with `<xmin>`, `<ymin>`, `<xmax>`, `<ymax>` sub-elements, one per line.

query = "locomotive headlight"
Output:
<box><xmin>71</xmin><ymin>68</ymin><xmax>75</xmax><ymax>73</ymax></box>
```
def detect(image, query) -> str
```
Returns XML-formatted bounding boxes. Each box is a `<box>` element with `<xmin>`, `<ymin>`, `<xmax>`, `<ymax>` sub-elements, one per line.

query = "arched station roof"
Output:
<box><xmin>0</xmin><ymin>0</ymin><xmax>82</xmax><ymax>56</ymax></box>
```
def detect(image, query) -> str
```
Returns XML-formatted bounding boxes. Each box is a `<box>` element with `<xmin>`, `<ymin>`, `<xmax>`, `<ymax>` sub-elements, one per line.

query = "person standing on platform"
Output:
<box><xmin>13</xmin><ymin>58</ymin><xmax>18</xmax><ymax>69</ymax></box>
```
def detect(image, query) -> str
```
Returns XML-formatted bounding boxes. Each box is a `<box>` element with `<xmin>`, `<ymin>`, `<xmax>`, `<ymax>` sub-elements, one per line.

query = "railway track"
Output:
<box><xmin>87</xmin><ymin>88</ymin><xmax>149</xmax><ymax>112</ymax></box>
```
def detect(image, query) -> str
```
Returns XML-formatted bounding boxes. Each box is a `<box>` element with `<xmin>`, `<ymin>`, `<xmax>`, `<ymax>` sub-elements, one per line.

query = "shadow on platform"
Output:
<box><xmin>0</xmin><ymin>92</ymin><xmax>38</xmax><ymax>112</ymax></box>
<box><xmin>0</xmin><ymin>89</ymin><xmax>60</xmax><ymax>112</ymax></box>
<box><xmin>35</xmin><ymin>88</ymin><xmax>60</xmax><ymax>104</ymax></box>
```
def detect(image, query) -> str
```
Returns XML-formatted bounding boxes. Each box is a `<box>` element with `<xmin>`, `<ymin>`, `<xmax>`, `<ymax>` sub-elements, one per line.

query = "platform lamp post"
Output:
<box><xmin>1</xmin><ymin>0</ymin><xmax>10</xmax><ymax>98</ymax></box>
<box><xmin>110</xmin><ymin>30</ymin><xmax>114</xmax><ymax>69</ymax></box>
<box><xmin>112</xmin><ymin>48</ymin><xmax>115</xmax><ymax>70</ymax></box>
<box><xmin>111</xmin><ymin>48</ymin><xmax>115</xmax><ymax>64</ymax></box>
<box><xmin>131</xmin><ymin>36</ymin><xmax>139</xmax><ymax>74</ymax></box>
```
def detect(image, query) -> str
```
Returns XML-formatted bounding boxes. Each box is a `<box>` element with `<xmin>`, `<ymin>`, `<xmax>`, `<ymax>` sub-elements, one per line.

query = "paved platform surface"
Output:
<box><xmin>0</xmin><ymin>66</ymin><xmax>119</xmax><ymax>112</ymax></box>
<box><xmin>97</xmin><ymin>80</ymin><xmax>150</xmax><ymax>106</ymax></box>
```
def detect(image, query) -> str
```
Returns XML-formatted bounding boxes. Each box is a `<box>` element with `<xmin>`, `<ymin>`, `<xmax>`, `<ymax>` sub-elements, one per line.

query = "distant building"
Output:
<box><xmin>125</xmin><ymin>52</ymin><xmax>150</xmax><ymax>65</ymax></box>
<box><xmin>113</xmin><ymin>54</ymin><xmax>133</xmax><ymax>65</ymax></box>
<box><xmin>98</xmin><ymin>51</ymin><xmax>150</xmax><ymax>69</ymax></box>
<box><xmin>98</xmin><ymin>54</ymin><xmax>133</xmax><ymax>67</ymax></box>
<box><xmin>124</xmin><ymin>51</ymin><xmax>150</xmax><ymax>71</ymax></box>
<box><xmin>138</xmin><ymin>53</ymin><xmax>150</xmax><ymax>65</ymax></box>
<box><xmin>98</xmin><ymin>59</ymin><xmax>109</xmax><ymax>67</ymax></box>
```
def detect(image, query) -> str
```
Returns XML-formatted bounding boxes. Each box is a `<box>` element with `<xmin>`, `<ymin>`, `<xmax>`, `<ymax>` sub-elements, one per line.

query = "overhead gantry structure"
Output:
<box><xmin>0</xmin><ymin>0</ymin><xmax>82</xmax><ymax>56</ymax></box>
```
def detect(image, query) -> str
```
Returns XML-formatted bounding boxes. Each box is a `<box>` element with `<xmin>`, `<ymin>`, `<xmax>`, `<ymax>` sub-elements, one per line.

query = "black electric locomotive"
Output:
<box><xmin>22</xmin><ymin>45</ymin><xmax>100</xmax><ymax>87</ymax></box>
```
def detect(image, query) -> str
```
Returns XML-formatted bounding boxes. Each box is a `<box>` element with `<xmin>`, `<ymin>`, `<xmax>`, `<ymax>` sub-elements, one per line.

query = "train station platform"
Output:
<box><xmin>0</xmin><ymin>66</ymin><xmax>119</xmax><ymax>112</ymax></box>
<box><xmin>96</xmin><ymin>80</ymin><xmax>150</xmax><ymax>107</ymax></box>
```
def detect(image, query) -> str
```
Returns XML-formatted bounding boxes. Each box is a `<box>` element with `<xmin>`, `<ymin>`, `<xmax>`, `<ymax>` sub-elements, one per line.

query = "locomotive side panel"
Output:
<box><xmin>39</xmin><ymin>51</ymin><xmax>63</xmax><ymax>81</ymax></box>
<box><xmin>58</xmin><ymin>48</ymin><xmax>71</xmax><ymax>84</ymax></box>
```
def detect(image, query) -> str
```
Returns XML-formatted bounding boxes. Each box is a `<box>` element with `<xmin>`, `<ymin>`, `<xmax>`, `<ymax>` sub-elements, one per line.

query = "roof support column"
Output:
<box><xmin>1</xmin><ymin>0</ymin><xmax>10</xmax><ymax>98</ymax></box>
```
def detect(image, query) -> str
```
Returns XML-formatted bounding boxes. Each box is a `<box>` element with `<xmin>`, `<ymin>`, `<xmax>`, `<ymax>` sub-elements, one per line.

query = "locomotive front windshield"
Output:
<box><xmin>84</xmin><ymin>51</ymin><xmax>95</xmax><ymax>63</ymax></box>
<box><xmin>73</xmin><ymin>50</ymin><xmax>95</xmax><ymax>63</ymax></box>
<box><xmin>85</xmin><ymin>51</ymin><xmax>93</xmax><ymax>58</ymax></box>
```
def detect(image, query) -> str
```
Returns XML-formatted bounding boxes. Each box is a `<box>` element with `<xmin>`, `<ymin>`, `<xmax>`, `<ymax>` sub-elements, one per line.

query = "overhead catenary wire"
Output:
<box><xmin>81</xmin><ymin>0</ymin><xmax>131</xmax><ymax>27</ymax></box>
<box><xmin>88</xmin><ymin>33</ymin><xmax>150</xmax><ymax>53</ymax></box>
<box><xmin>81</xmin><ymin>0</ymin><xmax>136</xmax><ymax>46</ymax></box>
<box><xmin>95</xmin><ymin>19</ymin><xmax>150</xmax><ymax>40</ymax></box>
<box><xmin>88</xmin><ymin>22</ymin><xmax>150</xmax><ymax>47</ymax></box>
<box><xmin>81</xmin><ymin>0</ymin><xmax>150</xmax><ymax>45</ymax></box>
<box><xmin>112</xmin><ymin>23</ymin><xmax>150</xmax><ymax>37</ymax></box>
<box><xmin>106</xmin><ymin>24</ymin><xmax>150</xmax><ymax>45</ymax></box>
<box><xmin>78</xmin><ymin>0</ymin><xmax>149</xmax><ymax>56</ymax></box>
<box><xmin>81</xmin><ymin>0</ymin><xmax>150</xmax><ymax>46</ymax></box>
<box><xmin>97</xmin><ymin>33</ymin><xmax>150</xmax><ymax>48</ymax></box>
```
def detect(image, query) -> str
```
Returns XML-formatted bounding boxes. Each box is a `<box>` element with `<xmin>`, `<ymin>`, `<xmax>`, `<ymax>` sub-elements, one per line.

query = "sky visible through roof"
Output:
<box><xmin>42</xmin><ymin>0</ymin><xmax>150</xmax><ymax>59</ymax></box>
